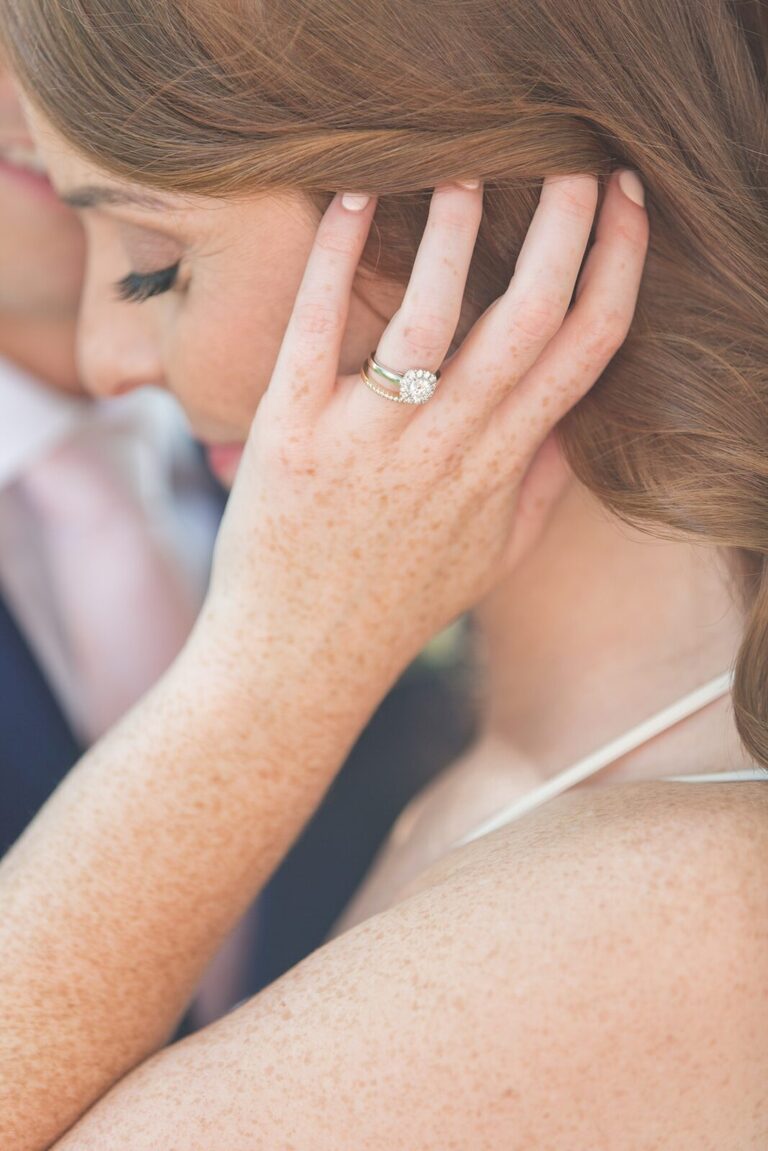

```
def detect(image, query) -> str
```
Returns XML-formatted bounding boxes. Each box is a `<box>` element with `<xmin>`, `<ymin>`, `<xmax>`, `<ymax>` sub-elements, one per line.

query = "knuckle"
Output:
<box><xmin>550</xmin><ymin>177</ymin><xmax>598</xmax><ymax>223</ymax></box>
<box><xmin>512</xmin><ymin>295</ymin><xmax>565</xmax><ymax>343</ymax></box>
<box><xmin>292</xmin><ymin>298</ymin><xmax>344</xmax><ymax>338</ymax></box>
<box><xmin>400</xmin><ymin>310</ymin><xmax>454</xmax><ymax>358</ymax></box>
<box><xmin>578</xmin><ymin>308</ymin><xmax>629</xmax><ymax>360</ymax></box>
<box><xmin>430</xmin><ymin>204</ymin><xmax>479</xmax><ymax>239</ymax></box>
<box><xmin>261</xmin><ymin>424</ymin><xmax>315</xmax><ymax>477</ymax></box>
<box><xmin>315</xmin><ymin>224</ymin><xmax>358</xmax><ymax>257</ymax></box>
<box><xmin>613</xmin><ymin>213</ymin><xmax>649</xmax><ymax>249</ymax></box>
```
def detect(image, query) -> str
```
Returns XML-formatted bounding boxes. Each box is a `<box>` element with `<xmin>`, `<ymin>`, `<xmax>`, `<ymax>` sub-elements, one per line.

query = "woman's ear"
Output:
<box><xmin>504</xmin><ymin>430</ymin><xmax>572</xmax><ymax>571</ymax></box>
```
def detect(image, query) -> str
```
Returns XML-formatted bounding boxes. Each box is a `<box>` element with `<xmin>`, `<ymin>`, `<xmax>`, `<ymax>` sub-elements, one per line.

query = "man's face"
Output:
<box><xmin>0</xmin><ymin>69</ymin><xmax>84</xmax><ymax>323</ymax></box>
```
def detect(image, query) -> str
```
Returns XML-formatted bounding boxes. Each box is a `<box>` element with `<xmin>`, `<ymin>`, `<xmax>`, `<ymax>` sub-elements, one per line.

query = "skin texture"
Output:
<box><xmin>0</xmin><ymin>149</ymin><xmax>687</xmax><ymax>1150</ymax></box>
<box><xmin>51</xmin><ymin>780</ymin><xmax>768</xmax><ymax>1150</ymax></box>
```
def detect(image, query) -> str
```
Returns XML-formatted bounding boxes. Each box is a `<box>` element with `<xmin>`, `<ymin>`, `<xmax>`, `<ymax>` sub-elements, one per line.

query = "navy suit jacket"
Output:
<box><xmin>0</xmin><ymin>592</ymin><xmax>82</xmax><ymax>857</ymax></box>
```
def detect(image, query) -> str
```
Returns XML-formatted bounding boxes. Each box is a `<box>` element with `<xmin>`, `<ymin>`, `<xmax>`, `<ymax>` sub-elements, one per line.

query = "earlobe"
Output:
<box><xmin>504</xmin><ymin>431</ymin><xmax>572</xmax><ymax>572</ymax></box>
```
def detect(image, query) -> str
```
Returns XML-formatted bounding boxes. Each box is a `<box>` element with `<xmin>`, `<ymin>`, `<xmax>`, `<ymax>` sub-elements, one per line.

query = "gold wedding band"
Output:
<box><xmin>359</xmin><ymin>354</ymin><xmax>441</xmax><ymax>405</ymax></box>
<box><xmin>359</xmin><ymin>366</ymin><xmax>413</xmax><ymax>404</ymax></box>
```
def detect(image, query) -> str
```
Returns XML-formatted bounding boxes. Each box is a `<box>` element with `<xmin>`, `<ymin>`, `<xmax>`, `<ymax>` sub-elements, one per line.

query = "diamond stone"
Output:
<box><xmin>400</xmin><ymin>368</ymin><xmax>438</xmax><ymax>404</ymax></box>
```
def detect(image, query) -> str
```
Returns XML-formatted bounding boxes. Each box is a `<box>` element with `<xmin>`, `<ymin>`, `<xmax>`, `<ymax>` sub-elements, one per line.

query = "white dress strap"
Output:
<box><xmin>662</xmin><ymin>768</ymin><xmax>768</xmax><ymax>782</ymax></box>
<box><xmin>455</xmin><ymin>669</ymin><xmax>737</xmax><ymax>848</ymax></box>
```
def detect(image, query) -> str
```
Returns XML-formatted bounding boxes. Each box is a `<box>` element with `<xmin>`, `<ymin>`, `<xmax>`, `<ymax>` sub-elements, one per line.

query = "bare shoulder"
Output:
<box><xmin>411</xmin><ymin>774</ymin><xmax>768</xmax><ymax>1000</ymax></box>
<box><xmin>395</xmin><ymin>778</ymin><xmax>768</xmax><ymax>1142</ymax></box>
<box><xmin>57</xmin><ymin>780</ymin><xmax>768</xmax><ymax>1150</ymax></box>
<box><xmin>410</xmin><ymin>772</ymin><xmax>768</xmax><ymax>907</ymax></box>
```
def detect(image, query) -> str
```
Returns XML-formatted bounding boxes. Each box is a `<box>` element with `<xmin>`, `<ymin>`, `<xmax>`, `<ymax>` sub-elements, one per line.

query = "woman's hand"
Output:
<box><xmin>0</xmin><ymin>168</ymin><xmax>648</xmax><ymax>1151</ymax></box>
<box><xmin>206</xmin><ymin>171</ymin><xmax>648</xmax><ymax>696</ymax></box>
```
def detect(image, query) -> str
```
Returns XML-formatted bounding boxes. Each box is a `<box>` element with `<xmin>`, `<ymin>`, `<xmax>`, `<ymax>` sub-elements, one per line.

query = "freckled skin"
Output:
<box><xmin>51</xmin><ymin>784</ymin><xmax>768</xmax><ymax>1149</ymax></box>
<box><xmin>4</xmin><ymin>136</ymin><xmax>757</xmax><ymax>1149</ymax></box>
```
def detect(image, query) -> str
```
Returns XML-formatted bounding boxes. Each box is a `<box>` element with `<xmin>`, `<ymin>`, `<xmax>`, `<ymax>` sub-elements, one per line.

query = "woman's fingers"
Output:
<box><xmin>340</xmin><ymin>180</ymin><xmax>484</xmax><ymax>432</ymax></box>
<box><xmin>217</xmin><ymin>167</ymin><xmax>648</xmax><ymax>689</ymax></box>
<box><xmin>420</xmin><ymin>174</ymin><xmax>598</xmax><ymax>436</ymax></box>
<box><xmin>264</xmin><ymin>166</ymin><xmax>645</xmax><ymax>508</ymax></box>
<box><xmin>267</xmin><ymin>192</ymin><xmax>378</xmax><ymax>423</ymax></box>
<box><xmin>489</xmin><ymin>168</ymin><xmax>648</xmax><ymax>457</ymax></box>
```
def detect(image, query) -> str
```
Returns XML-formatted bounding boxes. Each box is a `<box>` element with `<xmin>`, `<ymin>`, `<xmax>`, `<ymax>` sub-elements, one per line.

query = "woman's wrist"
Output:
<box><xmin>176</xmin><ymin>594</ymin><xmax>399</xmax><ymax>757</ymax></box>
<box><xmin>169</xmin><ymin>593</ymin><xmax>396</xmax><ymax>782</ymax></box>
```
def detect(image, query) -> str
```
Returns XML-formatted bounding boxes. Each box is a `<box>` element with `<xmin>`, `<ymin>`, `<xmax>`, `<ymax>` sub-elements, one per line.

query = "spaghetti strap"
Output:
<box><xmin>454</xmin><ymin>669</ymin><xmax>737</xmax><ymax>849</ymax></box>
<box><xmin>661</xmin><ymin>768</ymin><xmax>768</xmax><ymax>783</ymax></box>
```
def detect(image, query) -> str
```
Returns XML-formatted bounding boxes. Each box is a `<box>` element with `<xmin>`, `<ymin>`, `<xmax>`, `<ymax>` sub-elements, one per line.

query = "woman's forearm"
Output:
<box><xmin>0</xmin><ymin>173</ymin><xmax>650</xmax><ymax>1151</ymax></box>
<box><xmin>0</xmin><ymin>615</ymin><xmax>388</xmax><ymax>1151</ymax></box>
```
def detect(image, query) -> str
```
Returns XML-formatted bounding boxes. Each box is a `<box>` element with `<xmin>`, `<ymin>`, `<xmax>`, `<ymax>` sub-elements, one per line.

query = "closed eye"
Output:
<box><xmin>116</xmin><ymin>262</ymin><xmax>180</xmax><ymax>303</ymax></box>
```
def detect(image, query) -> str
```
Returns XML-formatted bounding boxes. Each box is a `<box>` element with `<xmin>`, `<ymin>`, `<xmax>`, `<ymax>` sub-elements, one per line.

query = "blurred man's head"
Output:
<box><xmin>0</xmin><ymin>67</ymin><xmax>84</xmax><ymax>390</ymax></box>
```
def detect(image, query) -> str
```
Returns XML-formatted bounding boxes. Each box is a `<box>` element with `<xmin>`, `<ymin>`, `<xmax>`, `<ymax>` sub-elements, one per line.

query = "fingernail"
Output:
<box><xmin>456</xmin><ymin>177</ymin><xmax>481</xmax><ymax>190</ymax></box>
<box><xmin>341</xmin><ymin>192</ymin><xmax>371</xmax><ymax>211</ymax></box>
<box><xmin>617</xmin><ymin>169</ymin><xmax>644</xmax><ymax>207</ymax></box>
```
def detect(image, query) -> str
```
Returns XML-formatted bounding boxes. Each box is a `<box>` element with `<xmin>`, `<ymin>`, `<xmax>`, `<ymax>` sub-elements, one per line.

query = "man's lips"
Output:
<box><xmin>0</xmin><ymin>140</ymin><xmax>60</xmax><ymax>201</ymax></box>
<box><xmin>204</xmin><ymin>442</ymin><xmax>245</xmax><ymax>484</ymax></box>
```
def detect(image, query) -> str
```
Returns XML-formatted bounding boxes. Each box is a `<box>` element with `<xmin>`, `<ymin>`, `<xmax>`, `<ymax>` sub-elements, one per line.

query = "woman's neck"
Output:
<box><xmin>473</xmin><ymin>478</ymin><xmax>750</xmax><ymax>782</ymax></box>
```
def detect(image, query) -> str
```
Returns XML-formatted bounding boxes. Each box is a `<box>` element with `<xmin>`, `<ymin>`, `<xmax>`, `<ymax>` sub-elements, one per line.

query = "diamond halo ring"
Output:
<box><xmin>360</xmin><ymin>353</ymin><xmax>441</xmax><ymax>405</ymax></box>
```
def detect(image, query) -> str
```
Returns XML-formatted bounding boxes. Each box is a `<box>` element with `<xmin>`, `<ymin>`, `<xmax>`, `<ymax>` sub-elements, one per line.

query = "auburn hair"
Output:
<box><xmin>3</xmin><ymin>0</ymin><xmax>768</xmax><ymax>760</ymax></box>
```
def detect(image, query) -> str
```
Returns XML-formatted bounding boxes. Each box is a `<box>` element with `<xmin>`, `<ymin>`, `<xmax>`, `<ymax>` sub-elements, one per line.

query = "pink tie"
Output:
<box><xmin>17</xmin><ymin>434</ymin><xmax>197</xmax><ymax>742</ymax></box>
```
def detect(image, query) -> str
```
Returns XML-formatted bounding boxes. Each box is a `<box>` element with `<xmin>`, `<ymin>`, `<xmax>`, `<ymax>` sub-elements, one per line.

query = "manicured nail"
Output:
<box><xmin>456</xmin><ymin>177</ymin><xmax>481</xmax><ymax>190</ymax></box>
<box><xmin>617</xmin><ymin>169</ymin><xmax>644</xmax><ymax>206</ymax></box>
<box><xmin>341</xmin><ymin>192</ymin><xmax>371</xmax><ymax>211</ymax></box>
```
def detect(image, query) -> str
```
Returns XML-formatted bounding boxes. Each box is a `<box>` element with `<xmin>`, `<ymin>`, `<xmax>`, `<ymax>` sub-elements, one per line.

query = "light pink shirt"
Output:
<box><xmin>0</xmin><ymin>357</ymin><xmax>220</xmax><ymax>740</ymax></box>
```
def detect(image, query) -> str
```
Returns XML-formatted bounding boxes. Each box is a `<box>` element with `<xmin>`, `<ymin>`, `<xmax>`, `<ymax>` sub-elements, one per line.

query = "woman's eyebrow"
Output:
<box><xmin>61</xmin><ymin>185</ymin><xmax>169</xmax><ymax>210</ymax></box>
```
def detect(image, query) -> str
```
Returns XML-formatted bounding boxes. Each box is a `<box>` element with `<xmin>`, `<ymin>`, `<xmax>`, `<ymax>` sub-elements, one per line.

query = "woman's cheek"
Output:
<box><xmin>167</xmin><ymin>303</ymin><xmax>262</xmax><ymax>438</ymax></box>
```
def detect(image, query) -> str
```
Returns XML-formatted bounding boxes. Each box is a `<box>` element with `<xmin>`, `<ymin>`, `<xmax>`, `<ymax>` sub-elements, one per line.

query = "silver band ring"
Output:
<box><xmin>362</xmin><ymin>354</ymin><xmax>441</xmax><ymax>405</ymax></box>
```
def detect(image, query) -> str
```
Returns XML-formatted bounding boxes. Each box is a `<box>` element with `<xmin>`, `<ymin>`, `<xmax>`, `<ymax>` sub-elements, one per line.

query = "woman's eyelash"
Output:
<box><xmin>115</xmin><ymin>262</ymin><xmax>180</xmax><ymax>303</ymax></box>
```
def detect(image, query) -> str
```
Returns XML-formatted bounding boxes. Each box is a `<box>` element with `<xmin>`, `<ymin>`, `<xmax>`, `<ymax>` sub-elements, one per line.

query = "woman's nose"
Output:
<box><xmin>77</xmin><ymin>286</ymin><xmax>164</xmax><ymax>399</ymax></box>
